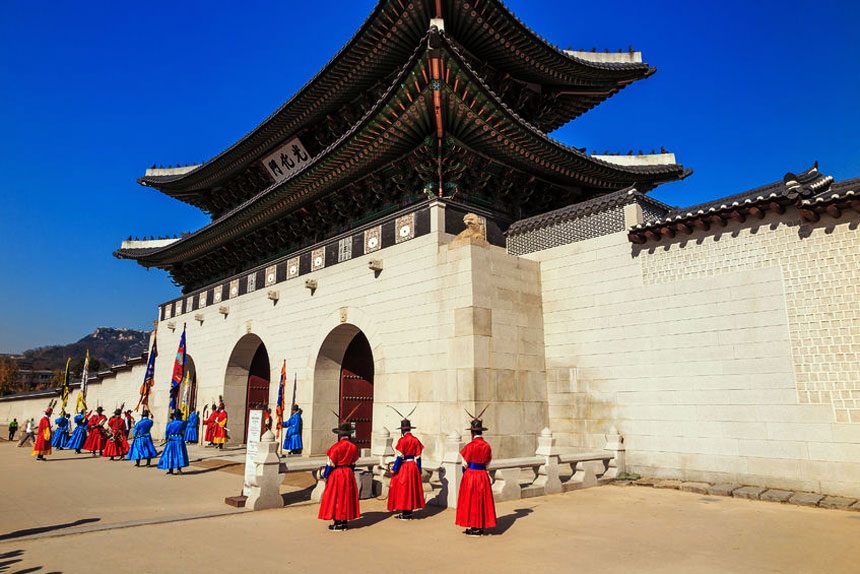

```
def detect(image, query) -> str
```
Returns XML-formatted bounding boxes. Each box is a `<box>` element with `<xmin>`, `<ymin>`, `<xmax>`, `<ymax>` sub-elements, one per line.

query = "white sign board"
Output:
<box><xmin>261</xmin><ymin>137</ymin><xmax>311</xmax><ymax>183</ymax></box>
<box><xmin>243</xmin><ymin>410</ymin><xmax>263</xmax><ymax>497</ymax></box>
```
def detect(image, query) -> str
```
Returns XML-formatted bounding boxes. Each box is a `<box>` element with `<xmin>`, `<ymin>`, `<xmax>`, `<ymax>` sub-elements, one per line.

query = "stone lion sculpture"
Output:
<box><xmin>456</xmin><ymin>213</ymin><xmax>486</xmax><ymax>240</ymax></box>
<box><xmin>450</xmin><ymin>212</ymin><xmax>488</xmax><ymax>248</ymax></box>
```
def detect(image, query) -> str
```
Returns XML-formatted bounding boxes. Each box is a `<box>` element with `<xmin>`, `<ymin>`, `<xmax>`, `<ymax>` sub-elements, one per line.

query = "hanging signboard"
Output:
<box><xmin>242</xmin><ymin>409</ymin><xmax>263</xmax><ymax>497</ymax></box>
<box><xmin>261</xmin><ymin>137</ymin><xmax>311</xmax><ymax>184</ymax></box>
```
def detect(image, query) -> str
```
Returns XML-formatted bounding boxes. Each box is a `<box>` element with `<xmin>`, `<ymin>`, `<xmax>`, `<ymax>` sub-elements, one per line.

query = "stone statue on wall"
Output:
<box><xmin>450</xmin><ymin>213</ymin><xmax>489</xmax><ymax>248</ymax></box>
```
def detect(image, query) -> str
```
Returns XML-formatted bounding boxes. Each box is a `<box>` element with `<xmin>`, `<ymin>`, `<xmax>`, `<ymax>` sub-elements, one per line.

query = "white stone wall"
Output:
<box><xmin>0</xmin><ymin>363</ymin><xmax>149</xmax><ymax>432</ymax></box>
<box><xmin>527</xmin><ymin>209</ymin><xmax>860</xmax><ymax>496</ymax></box>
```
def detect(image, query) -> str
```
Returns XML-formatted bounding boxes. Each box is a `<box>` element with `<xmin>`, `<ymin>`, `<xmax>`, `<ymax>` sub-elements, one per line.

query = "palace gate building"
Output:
<box><xmin>3</xmin><ymin>0</ymin><xmax>859</xmax><ymax>497</ymax></box>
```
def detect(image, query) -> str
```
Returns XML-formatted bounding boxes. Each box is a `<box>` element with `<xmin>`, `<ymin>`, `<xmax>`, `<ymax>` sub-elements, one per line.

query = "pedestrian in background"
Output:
<box><xmin>17</xmin><ymin>417</ymin><xmax>35</xmax><ymax>447</ymax></box>
<box><xmin>7</xmin><ymin>418</ymin><xmax>18</xmax><ymax>441</ymax></box>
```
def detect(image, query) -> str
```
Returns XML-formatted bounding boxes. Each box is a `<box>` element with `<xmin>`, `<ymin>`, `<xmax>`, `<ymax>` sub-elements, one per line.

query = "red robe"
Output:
<box><xmin>213</xmin><ymin>411</ymin><xmax>228</xmax><ymax>444</ymax></box>
<box><xmin>32</xmin><ymin>415</ymin><xmax>52</xmax><ymax>456</ymax></box>
<box><xmin>318</xmin><ymin>438</ymin><xmax>361</xmax><ymax>521</ymax></box>
<box><xmin>83</xmin><ymin>414</ymin><xmax>107</xmax><ymax>452</ymax></box>
<box><xmin>204</xmin><ymin>411</ymin><xmax>218</xmax><ymax>442</ymax></box>
<box><xmin>455</xmin><ymin>436</ymin><xmax>497</xmax><ymax>529</ymax></box>
<box><xmin>103</xmin><ymin>416</ymin><xmax>130</xmax><ymax>457</ymax></box>
<box><xmin>388</xmin><ymin>433</ymin><xmax>426</xmax><ymax>511</ymax></box>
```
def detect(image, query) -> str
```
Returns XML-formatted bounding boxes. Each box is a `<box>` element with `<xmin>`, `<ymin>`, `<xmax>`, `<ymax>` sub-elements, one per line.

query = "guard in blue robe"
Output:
<box><xmin>127</xmin><ymin>411</ymin><xmax>158</xmax><ymax>467</ymax></box>
<box><xmin>66</xmin><ymin>411</ymin><xmax>88</xmax><ymax>453</ymax></box>
<box><xmin>282</xmin><ymin>405</ymin><xmax>303</xmax><ymax>454</ymax></box>
<box><xmin>157</xmin><ymin>410</ymin><xmax>189</xmax><ymax>474</ymax></box>
<box><xmin>184</xmin><ymin>409</ymin><xmax>199</xmax><ymax>444</ymax></box>
<box><xmin>51</xmin><ymin>414</ymin><xmax>70</xmax><ymax>449</ymax></box>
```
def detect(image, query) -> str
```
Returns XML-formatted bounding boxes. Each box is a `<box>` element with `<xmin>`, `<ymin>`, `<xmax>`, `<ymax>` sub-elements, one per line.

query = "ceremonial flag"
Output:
<box><xmin>180</xmin><ymin>370</ymin><xmax>192</xmax><ymax>419</ymax></box>
<box><xmin>58</xmin><ymin>357</ymin><xmax>71</xmax><ymax>414</ymax></box>
<box><xmin>275</xmin><ymin>360</ymin><xmax>286</xmax><ymax>438</ymax></box>
<box><xmin>136</xmin><ymin>332</ymin><xmax>157</xmax><ymax>411</ymax></box>
<box><xmin>76</xmin><ymin>350</ymin><xmax>90</xmax><ymax>412</ymax></box>
<box><xmin>169</xmin><ymin>325</ymin><xmax>186</xmax><ymax>412</ymax></box>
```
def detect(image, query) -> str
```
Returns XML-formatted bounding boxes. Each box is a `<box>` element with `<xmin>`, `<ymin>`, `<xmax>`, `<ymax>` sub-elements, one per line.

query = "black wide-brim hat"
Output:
<box><xmin>467</xmin><ymin>418</ymin><xmax>488</xmax><ymax>432</ymax></box>
<box><xmin>332</xmin><ymin>422</ymin><xmax>353</xmax><ymax>436</ymax></box>
<box><xmin>96</xmin><ymin>407</ymin><xmax>104</xmax><ymax>412</ymax></box>
<box><xmin>398</xmin><ymin>418</ymin><xmax>416</xmax><ymax>431</ymax></box>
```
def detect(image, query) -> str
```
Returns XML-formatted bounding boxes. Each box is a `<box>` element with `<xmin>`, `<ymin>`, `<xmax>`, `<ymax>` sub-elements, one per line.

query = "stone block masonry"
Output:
<box><xmin>526</xmin><ymin>207</ymin><xmax>860</xmax><ymax>497</ymax></box>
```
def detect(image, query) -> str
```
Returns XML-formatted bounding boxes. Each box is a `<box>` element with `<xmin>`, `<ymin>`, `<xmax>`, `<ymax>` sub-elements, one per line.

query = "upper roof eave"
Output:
<box><xmin>138</xmin><ymin>0</ymin><xmax>660</xmax><ymax>199</ymax></box>
<box><xmin>119</xmin><ymin>34</ymin><xmax>684</xmax><ymax>267</ymax></box>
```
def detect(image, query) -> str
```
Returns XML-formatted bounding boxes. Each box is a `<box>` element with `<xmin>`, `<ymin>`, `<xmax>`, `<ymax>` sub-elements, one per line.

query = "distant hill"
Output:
<box><xmin>20</xmin><ymin>328</ymin><xmax>151</xmax><ymax>373</ymax></box>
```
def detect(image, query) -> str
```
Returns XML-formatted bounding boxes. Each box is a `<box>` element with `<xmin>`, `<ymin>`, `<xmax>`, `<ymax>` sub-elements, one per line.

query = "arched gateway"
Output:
<box><xmin>224</xmin><ymin>334</ymin><xmax>270</xmax><ymax>444</ymax></box>
<box><xmin>313</xmin><ymin>324</ymin><xmax>374</xmax><ymax>452</ymax></box>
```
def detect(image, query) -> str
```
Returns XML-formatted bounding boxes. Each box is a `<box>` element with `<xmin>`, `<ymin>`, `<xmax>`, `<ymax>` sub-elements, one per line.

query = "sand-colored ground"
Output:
<box><xmin>1</xmin><ymin>442</ymin><xmax>859</xmax><ymax>573</ymax></box>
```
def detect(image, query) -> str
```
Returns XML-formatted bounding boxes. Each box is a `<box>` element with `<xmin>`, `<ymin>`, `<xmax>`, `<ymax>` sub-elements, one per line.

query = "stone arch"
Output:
<box><xmin>308</xmin><ymin>307</ymin><xmax>384</xmax><ymax>455</ymax></box>
<box><xmin>224</xmin><ymin>333</ymin><xmax>271</xmax><ymax>444</ymax></box>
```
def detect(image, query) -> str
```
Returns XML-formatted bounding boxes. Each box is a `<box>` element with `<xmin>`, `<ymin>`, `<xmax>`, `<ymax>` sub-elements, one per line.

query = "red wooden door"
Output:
<box><xmin>339</xmin><ymin>333</ymin><xmax>373</xmax><ymax>448</ymax></box>
<box><xmin>245</xmin><ymin>375</ymin><xmax>270</xmax><ymax>441</ymax></box>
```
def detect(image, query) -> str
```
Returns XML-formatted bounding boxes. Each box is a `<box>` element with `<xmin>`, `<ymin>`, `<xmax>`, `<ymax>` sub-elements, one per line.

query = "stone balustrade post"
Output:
<box><xmin>311</xmin><ymin>468</ymin><xmax>326</xmax><ymax>502</ymax></box>
<box><xmin>491</xmin><ymin>468</ymin><xmax>522</xmax><ymax>501</ymax></box>
<box><xmin>603</xmin><ymin>426</ymin><xmax>626</xmax><ymax>479</ymax></box>
<box><xmin>437</xmin><ymin>430</ymin><xmax>465</xmax><ymax>508</ymax></box>
<box><xmin>371</xmin><ymin>427</ymin><xmax>395</xmax><ymax>498</ymax></box>
<box><xmin>533</xmin><ymin>427</ymin><xmax>562</xmax><ymax>495</ymax></box>
<box><xmin>245</xmin><ymin>430</ymin><xmax>283</xmax><ymax>511</ymax></box>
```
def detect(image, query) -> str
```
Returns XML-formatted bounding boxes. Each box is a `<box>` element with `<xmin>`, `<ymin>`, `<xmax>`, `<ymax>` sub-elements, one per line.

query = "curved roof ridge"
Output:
<box><xmin>118</xmin><ymin>35</ymin><xmax>432</xmax><ymax>264</ymax></box>
<box><xmin>491</xmin><ymin>0</ymin><xmax>654</xmax><ymax>74</ymax></box>
<box><xmin>442</xmin><ymin>34</ymin><xmax>688</xmax><ymax>180</ymax></box>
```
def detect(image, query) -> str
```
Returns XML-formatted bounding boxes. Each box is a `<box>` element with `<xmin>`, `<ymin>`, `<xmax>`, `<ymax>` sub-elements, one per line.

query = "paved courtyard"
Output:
<box><xmin>1</xmin><ymin>441</ymin><xmax>859</xmax><ymax>573</ymax></box>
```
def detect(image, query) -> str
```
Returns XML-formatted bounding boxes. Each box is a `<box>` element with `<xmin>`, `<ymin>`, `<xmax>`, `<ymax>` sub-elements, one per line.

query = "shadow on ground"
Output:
<box><xmin>182</xmin><ymin>463</ymin><xmax>241</xmax><ymax>476</ymax></box>
<box><xmin>490</xmin><ymin>507</ymin><xmax>534</xmax><ymax>535</ymax></box>
<box><xmin>0</xmin><ymin>549</ymin><xmax>61</xmax><ymax>574</ymax></box>
<box><xmin>0</xmin><ymin>518</ymin><xmax>100</xmax><ymax>542</ymax></box>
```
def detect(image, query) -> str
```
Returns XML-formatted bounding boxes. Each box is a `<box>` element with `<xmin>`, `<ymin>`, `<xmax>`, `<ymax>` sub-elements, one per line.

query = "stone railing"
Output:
<box><xmin>245</xmin><ymin>427</ymin><xmax>625</xmax><ymax>511</ymax></box>
<box><xmin>432</xmin><ymin>427</ymin><xmax>625</xmax><ymax>506</ymax></box>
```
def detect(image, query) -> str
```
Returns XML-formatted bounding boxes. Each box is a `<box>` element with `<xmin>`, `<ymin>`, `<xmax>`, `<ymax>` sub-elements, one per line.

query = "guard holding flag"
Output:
<box><xmin>67</xmin><ymin>409</ymin><xmax>88</xmax><ymax>453</ymax></box>
<box><xmin>282</xmin><ymin>405</ymin><xmax>303</xmax><ymax>455</ymax></box>
<box><xmin>51</xmin><ymin>412</ymin><xmax>71</xmax><ymax>450</ymax></box>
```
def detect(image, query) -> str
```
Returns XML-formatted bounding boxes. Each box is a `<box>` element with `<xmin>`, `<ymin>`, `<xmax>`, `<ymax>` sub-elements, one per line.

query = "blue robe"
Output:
<box><xmin>184</xmin><ymin>411</ymin><xmax>199</xmax><ymax>443</ymax></box>
<box><xmin>127</xmin><ymin>418</ymin><xmax>158</xmax><ymax>460</ymax></box>
<box><xmin>282</xmin><ymin>412</ymin><xmax>303</xmax><ymax>451</ymax></box>
<box><xmin>51</xmin><ymin>416</ymin><xmax>69</xmax><ymax>449</ymax></box>
<box><xmin>157</xmin><ymin>419</ymin><xmax>189</xmax><ymax>470</ymax></box>
<box><xmin>65</xmin><ymin>414</ymin><xmax>88</xmax><ymax>450</ymax></box>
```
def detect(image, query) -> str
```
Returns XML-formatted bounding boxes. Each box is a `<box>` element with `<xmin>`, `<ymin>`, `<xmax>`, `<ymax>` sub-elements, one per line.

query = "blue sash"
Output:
<box><xmin>467</xmin><ymin>462</ymin><xmax>487</xmax><ymax>471</ymax></box>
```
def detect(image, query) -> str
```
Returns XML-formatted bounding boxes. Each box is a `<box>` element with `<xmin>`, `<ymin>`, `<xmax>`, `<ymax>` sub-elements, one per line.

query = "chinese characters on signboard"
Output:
<box><xmin>261</xmin><ymin>137</ymin><xmax>311</xmax><ymax>183</ymax></box>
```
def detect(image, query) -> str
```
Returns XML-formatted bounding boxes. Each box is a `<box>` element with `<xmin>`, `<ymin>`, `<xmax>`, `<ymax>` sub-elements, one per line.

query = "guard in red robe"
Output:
<box><xmin>83</xmin><ymin>407</ymin><xmax>107</xmax><ymax>456</ymax></box>
<box><xmin>456</xmin><ymin>416</ymin><xmax>497</xmax><ymax>536</ymax></box>
<box><xmin>213</xmin><ymin>404</ymin><xmax>228</xmax><ymax>449</ymax></box>
<box><xmin>203</xmin><ymin>404</ymin><xmax>218</xmax><ymax>446</ymax></box>
<box><xmin>103</xmin><ymin>409</ymin><xmax>130</xmax><ymax>460</ymax></box>
<box><xmin>318</xmin><ymin>422</ymin><xmax>360</xmax><ymax>531</ymax></box>
<box><xmin>32</xmin><ymin>406</ymin><xmax>53</xmax><ymax>460</ymax></box>
<box><xmin>388</xmin><ymin>418</ymin><xmax>425</xmax><ymax>519</ymax></box>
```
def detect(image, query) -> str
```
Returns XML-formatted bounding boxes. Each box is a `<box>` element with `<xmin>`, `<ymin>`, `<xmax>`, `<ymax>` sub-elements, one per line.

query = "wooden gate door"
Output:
<box><xmin>339</xmin><ymin>333</ymin><xmax>373</xmax><ymax>449</ymax></box>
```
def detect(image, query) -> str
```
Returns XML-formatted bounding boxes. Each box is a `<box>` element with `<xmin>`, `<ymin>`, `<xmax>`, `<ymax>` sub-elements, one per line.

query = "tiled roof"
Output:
<box><xmin>626</xmin><ymin>163</ymin><xmax>860</xmax><ymax>245</ymax></box>
<box><xmin>507</xmin><ymin>186</ymin><xmax>671</xmax><ymax>235</ymax></box>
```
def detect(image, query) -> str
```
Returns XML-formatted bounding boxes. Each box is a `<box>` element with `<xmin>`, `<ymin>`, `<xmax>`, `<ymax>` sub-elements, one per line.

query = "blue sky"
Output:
<box><xmin>0</xmin><ymin>0</ymin><xmax>857</xmax><ymax>352</ymax></box>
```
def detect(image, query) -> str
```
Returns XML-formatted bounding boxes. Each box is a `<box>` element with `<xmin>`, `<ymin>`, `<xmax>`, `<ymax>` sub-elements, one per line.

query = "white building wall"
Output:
<box><xmin>526</xmin><ymin>210</ymin><xmax>860</xmax><ymax>496</ymax></box>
